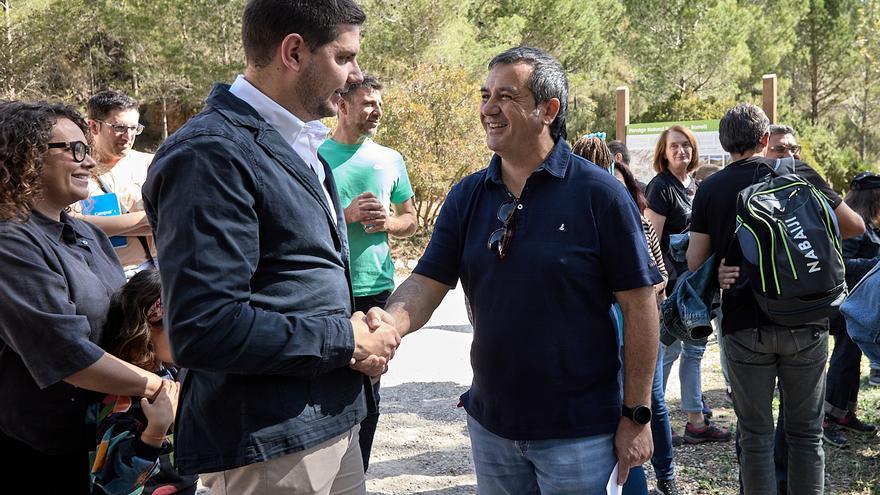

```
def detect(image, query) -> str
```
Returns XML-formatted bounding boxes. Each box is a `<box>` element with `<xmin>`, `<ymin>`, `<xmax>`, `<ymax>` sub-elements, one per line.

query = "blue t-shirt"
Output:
<box><xmin>414</xmin><ymin>138</ymin><xmax>662</xmax><ymax>440</ymax></box>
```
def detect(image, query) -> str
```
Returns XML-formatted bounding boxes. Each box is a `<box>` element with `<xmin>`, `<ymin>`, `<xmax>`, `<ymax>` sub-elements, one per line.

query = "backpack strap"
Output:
<box><xmin>95</xmin><ymin>176</ymin><xmax>156</xmax><ymax>268</ymax></box>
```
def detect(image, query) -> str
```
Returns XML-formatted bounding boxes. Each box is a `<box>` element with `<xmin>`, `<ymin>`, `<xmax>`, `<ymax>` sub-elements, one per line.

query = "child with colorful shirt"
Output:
<box><xmin>87</xmin><ymin>269</ymin><xmax>197</xmax><ymax>495</ymax></box>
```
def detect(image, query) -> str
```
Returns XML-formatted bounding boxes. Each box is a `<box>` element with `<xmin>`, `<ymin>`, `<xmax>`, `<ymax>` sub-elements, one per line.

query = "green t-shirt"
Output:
<box><xmin>320</xmin><ymin>138</ymin><xmax>414</xmax><ymax>297</ymax></box>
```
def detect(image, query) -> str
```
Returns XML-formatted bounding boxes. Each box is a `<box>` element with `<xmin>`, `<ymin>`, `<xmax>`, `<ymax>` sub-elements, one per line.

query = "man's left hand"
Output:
<box><xmin>614</xmin><ymin>418</ymin><xmax>653</xmax><ymax>485</ymax></box>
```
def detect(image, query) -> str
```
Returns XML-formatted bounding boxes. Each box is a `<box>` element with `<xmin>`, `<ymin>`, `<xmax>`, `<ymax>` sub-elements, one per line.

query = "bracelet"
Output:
<box><xmin>140</xmin><ymin>432</ymin><xmax>167</xmax><ymax>444</ymax></box>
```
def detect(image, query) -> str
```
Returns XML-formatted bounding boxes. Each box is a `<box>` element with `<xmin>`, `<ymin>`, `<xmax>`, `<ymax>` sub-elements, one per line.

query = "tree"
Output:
<box><xmin>843</xmin><ymin>0</ymin><xmax>880</xmax><ymax>162</ymax></box>
<box><xmin>377</xmin><ymin>64</ymin><xmax>490</xmax><ymax>231</ymax></box>
<box><xmin>789</xmin><ymin>0</ymin><xmax>858</xmax><ymax>125</ymax></box>
<box><xmin>622</xmin><ymin>0</ymin><xmax>752</xmax><ymax>105</ymax></box>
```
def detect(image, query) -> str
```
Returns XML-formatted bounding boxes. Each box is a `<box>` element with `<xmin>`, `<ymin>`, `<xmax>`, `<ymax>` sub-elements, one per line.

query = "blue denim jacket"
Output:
<box><xmin>841</xmin><ymin>259</ymin><xmax>880</xmax><ymax>363</ymax></box>
<box><xmin>659</xmin><ymin>254</ymin><xmax>718</xmax><ymax>345</ymax></box>
<box><xmin>143</xmin><ymin>85</ymin><xmax>366</xmax><ymax>475</ymax></box>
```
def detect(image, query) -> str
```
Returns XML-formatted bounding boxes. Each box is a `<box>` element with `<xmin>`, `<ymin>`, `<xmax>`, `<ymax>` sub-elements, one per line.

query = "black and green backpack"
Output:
<box><xmin>734</xmin><ymin>158</ymin><xmax>846</xmax><ymax>325</ymax></box>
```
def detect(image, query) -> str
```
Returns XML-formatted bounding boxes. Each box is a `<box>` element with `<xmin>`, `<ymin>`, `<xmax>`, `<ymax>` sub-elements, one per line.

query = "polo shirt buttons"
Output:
<box><xmin>516</xmin><ymin>204</ymin><xmax>523</xmax><ymax>210</ymax></box>
<box><xmin>80</xmin><ymin>240</ymin><xmax>88</xmax><ymax>246</ymax></box>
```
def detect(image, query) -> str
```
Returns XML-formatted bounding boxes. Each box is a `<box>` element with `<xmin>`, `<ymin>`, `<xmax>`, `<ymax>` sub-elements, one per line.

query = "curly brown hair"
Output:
<box><xmin>102</xmin><ymin>269</ymin><xmax>164</xmax><ymax>372</ymax></box>
<box><xmin>0</xmin><ymin>101</ymin><xmax>91</xmax><ymax>221</ymax></box>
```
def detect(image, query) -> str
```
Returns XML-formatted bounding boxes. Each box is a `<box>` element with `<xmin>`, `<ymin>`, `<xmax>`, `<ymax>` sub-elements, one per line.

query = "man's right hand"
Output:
<box><xmin>344</xmin><ymin>192</ymin><xmax>385</xmax><ymax>224</ymax></box>
<box><xmin>350</xmin><ymin>310</ymin><xmax>400</xmax><ymax>375</ymax></box>
<box><xmin>718</xmin><ymin>257</ymin><xmax>740</xmax><ymax>290</ymax></box>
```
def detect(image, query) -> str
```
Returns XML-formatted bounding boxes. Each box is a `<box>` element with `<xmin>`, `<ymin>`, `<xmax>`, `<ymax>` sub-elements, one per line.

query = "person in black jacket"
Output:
<box><xmin>142</xmin><ymin>1</ymin><xmax>400</xmax><ymax>494</ymax></box>
<box><xmin>821</xmin><ymin>173</ymin><xmax>880</xmax><ymax>447</ymax></box>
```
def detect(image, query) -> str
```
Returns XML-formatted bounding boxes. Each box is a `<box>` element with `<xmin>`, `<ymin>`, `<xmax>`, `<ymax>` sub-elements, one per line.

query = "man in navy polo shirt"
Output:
<box><xmin>384</xmin><ymin>46</ymin><xmax>662</xmax><ymax>493</ymax></box>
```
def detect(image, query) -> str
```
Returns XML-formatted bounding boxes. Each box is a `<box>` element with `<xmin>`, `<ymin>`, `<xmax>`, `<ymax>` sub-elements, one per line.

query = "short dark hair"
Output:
<box><xmin>242</xmin><ymin>0</ymin><xmax>367</xmax><ymax>68</ymax></box>
<box><xmin>488</xmin><ymin>46</ymin><xmax>568</xmax><ymax>141</ymax></box>
<box><xmin>342</xmin><ymin>73</ymin><xmax>382</xmax><ymax>101</ymax></box>
<box><xmin>86</xmin><ymin>90</ymin><xmax>139</xmax><ymax>121</ymax></box>
<box><xmin>769</xmin><ymin>124</ymin><xmax>796</xmax><ymax>138</ymax></box>
<box><xmin>607</xmin><ymin>140</ymin><xmax>630</xmax><ymax>165</ymax></box>
<box><xmin>719</xmin><ymin>103</ymin><xmax>769</xmax><ymax>155</ymax></box>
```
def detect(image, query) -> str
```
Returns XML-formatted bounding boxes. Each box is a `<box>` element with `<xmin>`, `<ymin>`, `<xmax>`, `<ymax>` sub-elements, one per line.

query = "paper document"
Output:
<box><xmin>606</xmin><ymin>462</ymin><xmax>622</xmax><ymax>495</ymax></box>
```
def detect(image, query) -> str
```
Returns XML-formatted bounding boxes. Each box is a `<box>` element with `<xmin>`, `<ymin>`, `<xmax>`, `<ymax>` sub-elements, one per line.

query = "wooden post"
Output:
<box><xmin>616</xmin><ymin>86</ymin><xmax>629</xmax><ymax>144</ymax></box>
<box><xmin>762</xmin><ymin>74</ymin><xmax>777</xmax><ymax>124</ymax></box>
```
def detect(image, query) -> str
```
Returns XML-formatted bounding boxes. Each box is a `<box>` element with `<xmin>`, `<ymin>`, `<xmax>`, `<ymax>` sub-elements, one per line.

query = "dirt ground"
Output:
<box><xmin>366</xmin><ymin>334</ymin><xmax>880</xmax><ymax>495</ymax></box>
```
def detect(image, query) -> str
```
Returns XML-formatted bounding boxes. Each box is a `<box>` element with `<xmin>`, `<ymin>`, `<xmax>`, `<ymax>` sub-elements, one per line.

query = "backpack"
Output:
<box><xmin>734</xmin><ymin>158</ymin><xmax>846</xmax><ymax>326</ymax></box>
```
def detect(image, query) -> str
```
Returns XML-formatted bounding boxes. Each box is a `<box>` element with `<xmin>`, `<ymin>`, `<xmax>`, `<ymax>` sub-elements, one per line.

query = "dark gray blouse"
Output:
<box><xmin>0</xmin><ymin>210</ymin><xmax>125</xmax><ymax>454</ymax></box>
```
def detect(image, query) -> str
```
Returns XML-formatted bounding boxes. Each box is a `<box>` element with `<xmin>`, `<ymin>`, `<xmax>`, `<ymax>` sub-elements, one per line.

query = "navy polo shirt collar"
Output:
<box><xmin>484</xmin><ymin>138</ymin><xmax>572</xmax><ymax>187</ymax></box>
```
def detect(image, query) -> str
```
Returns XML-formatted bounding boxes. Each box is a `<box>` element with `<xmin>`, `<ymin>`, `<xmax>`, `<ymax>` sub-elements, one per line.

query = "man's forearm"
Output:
<box><xmin>78</xmin><ymin>211</ymin><xmax>153</xmax><ymax>237</ymax></box>
<box><xmin>385</xmin><ymin>213</ymin><xmax>417</xmax><ymax>238</ymax></box>
<box><xmin>385</xmin><ymin>273</ymin><xmax>449</xmax><ymax>338</ymax></box>
<box><xmin>618</xmin><ymin>286</ymin><xmax>660</xmax><ymax>407</ymax></box>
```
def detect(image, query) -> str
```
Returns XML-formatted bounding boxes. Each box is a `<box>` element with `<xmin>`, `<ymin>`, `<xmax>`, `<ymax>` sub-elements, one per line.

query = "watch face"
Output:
<box><xmin>633</xmin><ymin>405</ymin><xmax>652</xmax><ymax>424</ymax></box>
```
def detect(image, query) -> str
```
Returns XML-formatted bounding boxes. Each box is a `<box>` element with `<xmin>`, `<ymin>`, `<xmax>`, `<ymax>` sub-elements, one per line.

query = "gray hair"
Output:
<box><xmin>488</xmin><ymin>46</ymin><xmax>568</xmax><ymax>141</ymax></box>
<box><xmin>719</xmin><ymin>103</ymin><xmax>769</xmax><ymax>155</ymax></box>
<box><xmin>769</xmin><ymin>124</ymin><xmax>797</xmax><ymax>138</ymax></box>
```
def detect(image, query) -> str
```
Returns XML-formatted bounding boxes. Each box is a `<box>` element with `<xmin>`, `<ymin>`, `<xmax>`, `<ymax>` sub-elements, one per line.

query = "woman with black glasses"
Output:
<box><xmin>0</xmin><ymin>101</ymin><xmax>170</xmax><ymax>493</ymax></box>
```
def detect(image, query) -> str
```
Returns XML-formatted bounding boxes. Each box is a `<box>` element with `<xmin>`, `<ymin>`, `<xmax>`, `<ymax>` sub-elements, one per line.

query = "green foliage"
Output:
<box><xmin>377</xmin><ymin>64</ymin><xmax>490</xmax><ymax>230</ymax></box>
<box><xmin>789</xmin><ymin>0</ymin><xmax>859</xmax><ymax>124</ymax></box>
<box><xmin>622</xmin><ymin>0</ymin><xmax>752</xmax><ymax>103</ymax></box>
<box><xmin>3</xmin><ymin>0</ymin><xmax>880</xmax><ymax>210</ymax></box>
<box><xmin>638</xmin><ymin>92</ymin><xmax>738</xmax><ymax>123</ymax></box>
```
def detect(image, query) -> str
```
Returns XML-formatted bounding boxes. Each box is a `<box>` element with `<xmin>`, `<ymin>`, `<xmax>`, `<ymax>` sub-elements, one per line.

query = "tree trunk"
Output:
<box><xmin>860</xmin><ymin>66</ymin><xmax>868</xmax><ymax>161</ymax></box>
<box><xmin>2</xmin><ymin>1</ymin><xmax>10</xmax><ymax>45</ymax></box>
<box><xmin>161</xmin><ymin>95</ymin><xmax>168</xmax><ymax>140</ymax></box>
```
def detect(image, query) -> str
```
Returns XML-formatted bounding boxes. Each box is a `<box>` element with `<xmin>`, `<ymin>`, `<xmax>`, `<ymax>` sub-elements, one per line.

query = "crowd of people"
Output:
<box><xmin>1</xmin><ymin>1</ymin><xmax>878</xmax><ymax>494</ymax></box>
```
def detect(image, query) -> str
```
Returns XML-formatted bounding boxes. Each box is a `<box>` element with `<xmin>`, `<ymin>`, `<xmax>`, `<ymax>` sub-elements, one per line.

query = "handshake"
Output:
<box><xmin>349</xmin><ymin>307</ymin><xmax>401</xmax><ymax>378</ymax></box>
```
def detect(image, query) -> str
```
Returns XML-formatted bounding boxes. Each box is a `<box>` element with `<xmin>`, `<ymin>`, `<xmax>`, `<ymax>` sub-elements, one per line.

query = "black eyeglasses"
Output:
<box><xmin>487</xmin><ymin>198</ymin><xmax>519</xmax><ymax>260</ymax></box>
<box><xmin>47</xmin><ymin>141</ymin><xmax>91</xmax><ymax>162</ymax></box>
<box><xmin>96</xmin><ymin>120</ymin><xmax>145</xmax><ymax>136</ymax></box>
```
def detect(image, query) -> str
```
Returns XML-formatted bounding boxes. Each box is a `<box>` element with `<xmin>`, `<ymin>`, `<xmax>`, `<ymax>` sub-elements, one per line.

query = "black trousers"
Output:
<box><xmin>825</xmin><ymin>329</ymin><xmax>863</xmax><ymax>417</ymax></box>
<box><xmin>353</xmin><ymin>290</ymin><xmax>392</xmax><ymax>472</ymax></box>
<box><xmin>0</xmin><ymin>429</ymin><xmax>91</xmax><ymax>494</ymax></box>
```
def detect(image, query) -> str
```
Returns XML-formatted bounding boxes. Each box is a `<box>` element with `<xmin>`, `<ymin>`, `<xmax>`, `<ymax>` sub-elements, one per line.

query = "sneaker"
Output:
<box><xmin>671</xmin><ymin>429</ymin><xmax>684</xmax><ymax>447</ymax></box>
<box><xmin>684</xmin><ymin>419</ymin><xmax>732</xmax><ymax>444</ymax></box>
<box><xmin>869</xmin><ymin>368</ymin><xmax>880</xmax><ymax>386</ymax></box>
<box><xmin>822</xmin><ymin>419</ymin><xmax>849</xmax><ymax>448</ymax></box>
<box><xmin>702</xmin><ymin>395</ymin><xmax>713</xmax><ymax>419</ymax></box>
<box><xmin>656</xmin><ymin>478</ymin><xmax>683</xmax><ymax>495</ymax></box>
<box><xmin>834</xmin><ymin>412</ymin><xmax>878</xmax><ymax>433</ymax></box>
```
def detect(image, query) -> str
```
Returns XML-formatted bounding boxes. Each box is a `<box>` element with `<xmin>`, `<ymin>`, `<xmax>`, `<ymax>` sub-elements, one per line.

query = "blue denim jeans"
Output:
<box><xmin>467</xmin><ymin>415</ymin><xmax>616</xmax><ymax>495</ymax></box>
<box><xmin>661</xmin><ymin>339</ymin><xmax>707</xmax><ymax>413</ymax></box>
<box><xmin>724</xmin><ymin>326</ymin><xmax>827</xmax><ymax>495</ymax></box>
<box><xmin>650</xmin><ymin>346</ymin><xmax>675</xmax><ymax>480</ymax></box>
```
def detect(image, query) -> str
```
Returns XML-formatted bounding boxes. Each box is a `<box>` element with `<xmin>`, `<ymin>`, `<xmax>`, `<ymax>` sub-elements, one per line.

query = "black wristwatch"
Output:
<box><xmin>622</xmin><ymin>404</ymin><xmax>652</xmax><ymax>425</ymax></box>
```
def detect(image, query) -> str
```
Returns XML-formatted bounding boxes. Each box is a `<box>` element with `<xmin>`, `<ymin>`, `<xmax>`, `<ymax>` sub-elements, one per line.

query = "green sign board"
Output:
<box><xmin>627</xmin><ymin>119</ymin><xmax>720</xmax><ymax>135</ymax></box>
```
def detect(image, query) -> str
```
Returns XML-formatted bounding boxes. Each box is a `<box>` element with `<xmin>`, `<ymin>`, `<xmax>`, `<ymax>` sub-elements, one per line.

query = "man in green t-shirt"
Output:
<box><xmin>319</xmin><ymin>74</ymin><xmax>417</xmax><ymax>471</ymax></box>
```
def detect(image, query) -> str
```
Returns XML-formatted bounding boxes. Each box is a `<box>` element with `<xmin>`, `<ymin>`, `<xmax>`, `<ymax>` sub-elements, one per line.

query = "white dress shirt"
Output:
<box><xmin>229</xmin><ymin>75</ymin><xmax>337</xmax><ymax>222</ymax></box>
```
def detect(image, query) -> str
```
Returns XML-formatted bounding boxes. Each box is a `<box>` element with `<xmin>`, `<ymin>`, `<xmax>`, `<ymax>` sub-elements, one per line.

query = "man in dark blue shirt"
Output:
<box><xmin>385</xmin><ymin>47</ymin><xmax>662</xmax><ymax>493</ymax></box>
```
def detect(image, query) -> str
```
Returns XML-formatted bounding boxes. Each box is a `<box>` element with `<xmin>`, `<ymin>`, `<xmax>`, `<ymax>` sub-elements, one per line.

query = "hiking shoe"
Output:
<box><xmin>656</xmin><ymin>478</ymin><xmax>683</xmax><ymax>495</ymax></box>
<box><xmin>869</xmin><ymin>368</ymin><xmax>880</xmax><ymax>386</ymax></box>
<box><xmin>684</xmin><ymin>420</ymin><xmax>732</xmax><ymax>444</ymax></box>
<box><xmin>671</xmin><ymin>429</ymin><xmax>684</xmax><ymax>447</ymax></box>
<box><xmin>822</xmin><ymin>420</ymin><xmax>849</xmax><ymax>448</ymax></box>
<box><xmin>834</xmin><ymin>412</ymin><xmax>878</xmax><ymax>433</ymax></box>
<box><xmin>702</xmin><ymin>395</ymin><xmax>713</xmax><ymax>419</ymax></box>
